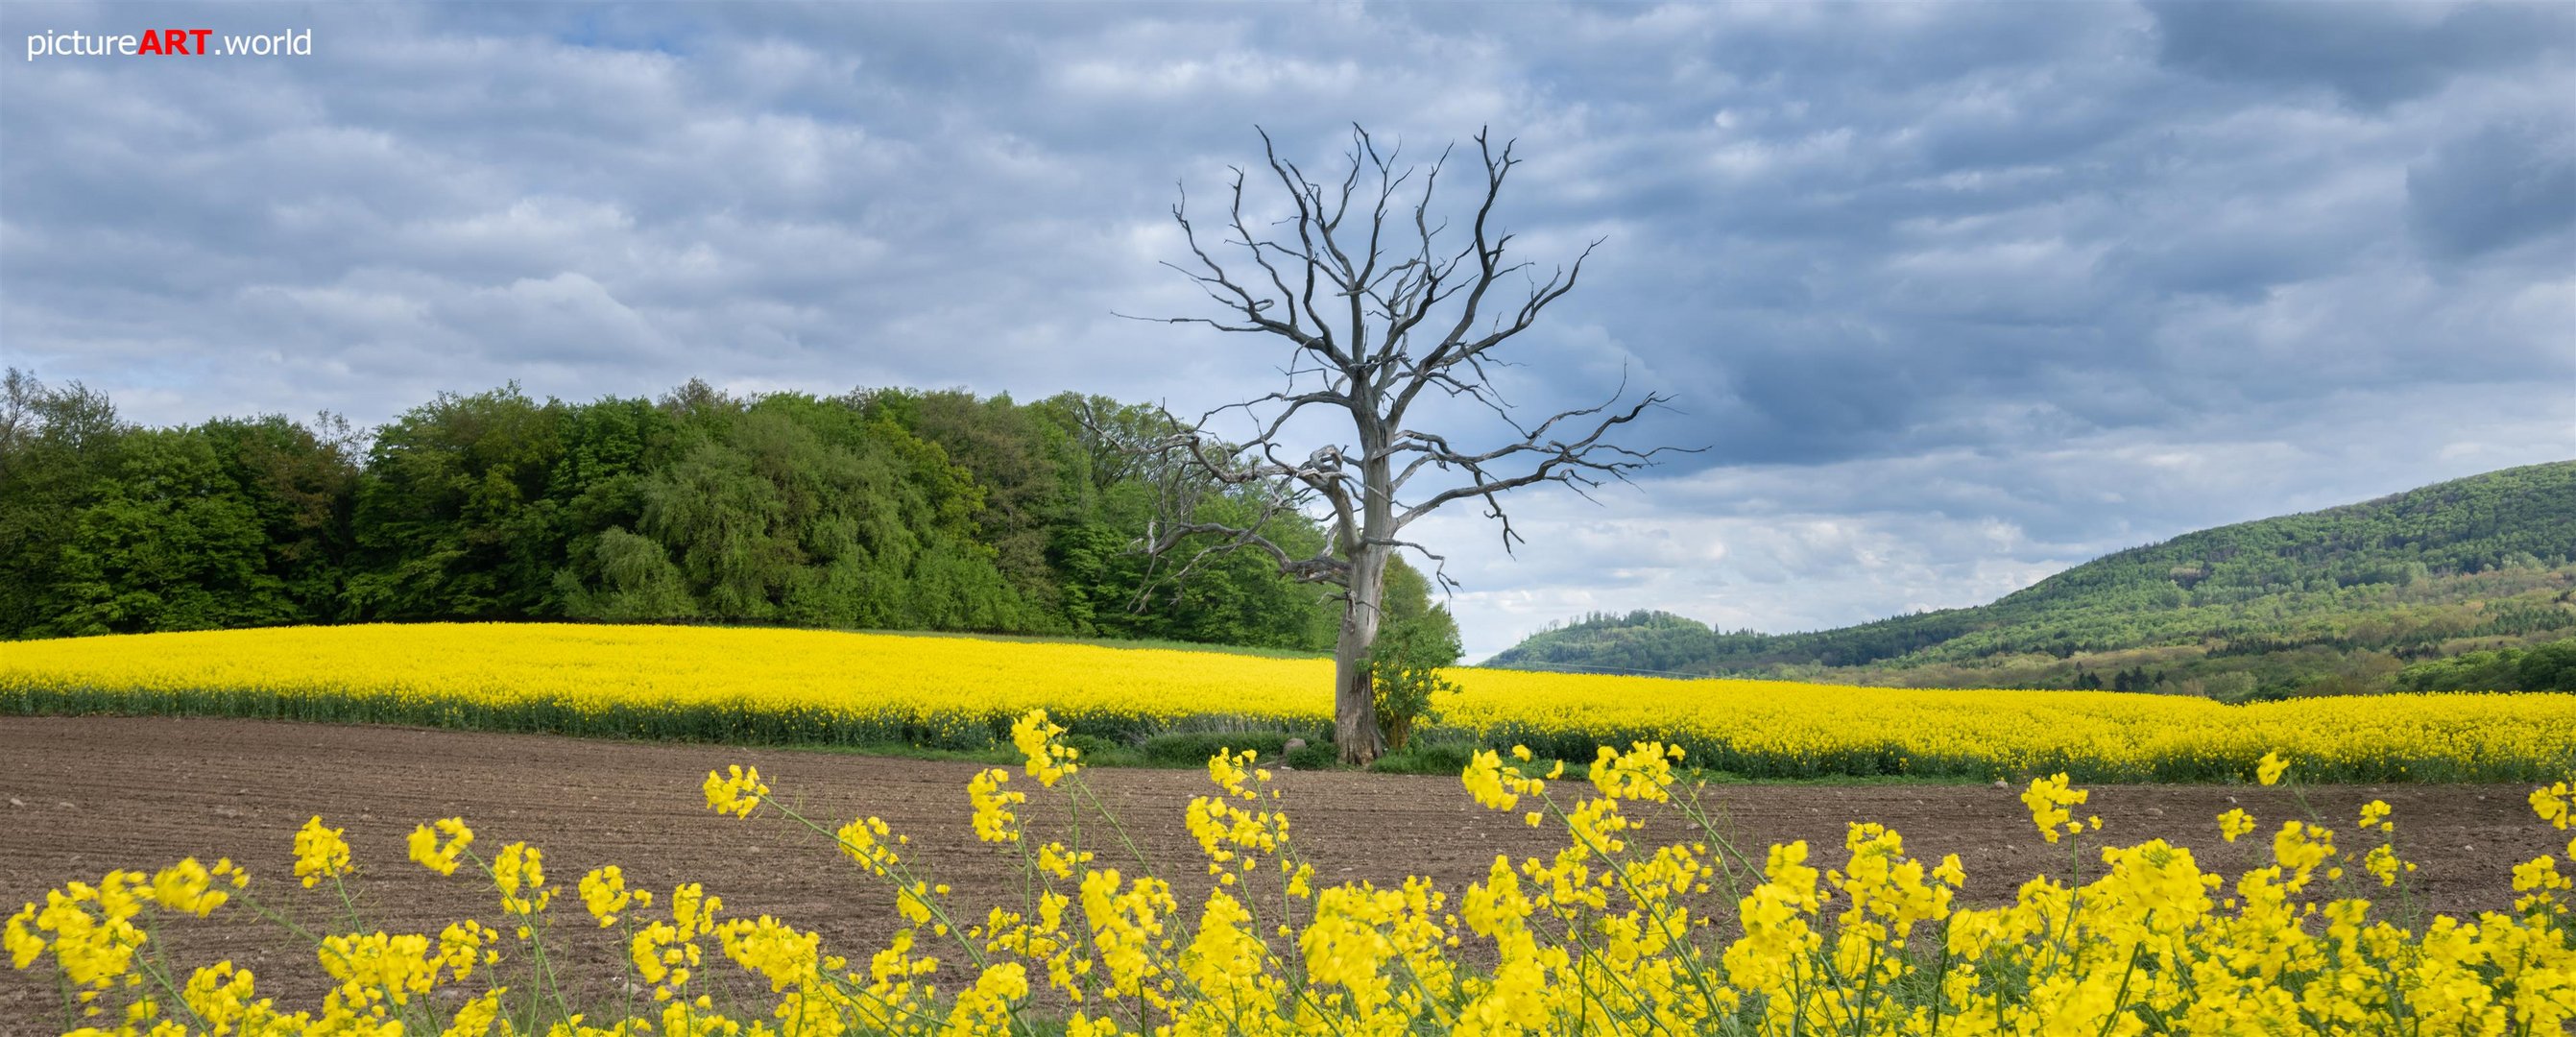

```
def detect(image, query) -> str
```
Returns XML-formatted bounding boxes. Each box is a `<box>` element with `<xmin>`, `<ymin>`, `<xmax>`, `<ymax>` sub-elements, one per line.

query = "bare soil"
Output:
<box><xmin>1</xmin><ymin>716</ymin><xmax>2564</xmax><ymax>1028</ymax></box>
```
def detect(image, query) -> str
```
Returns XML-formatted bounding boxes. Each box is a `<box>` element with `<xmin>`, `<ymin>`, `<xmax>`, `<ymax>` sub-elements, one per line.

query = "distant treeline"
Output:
<box><xmin>1490</xmin><ymin>461</ymin><xmax>2576</xmax><ymax>698</ymax></box>
<box><xmin>0</xmin><ymin>370</ymin><xmax>1379</xmax><ymax>648</ymax></box>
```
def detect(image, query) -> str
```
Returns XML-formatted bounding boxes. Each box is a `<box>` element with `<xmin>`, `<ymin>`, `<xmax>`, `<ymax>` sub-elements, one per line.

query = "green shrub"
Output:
<box><xmin>1368</xmin><ymin>616</ymin><xmax>1461</xmax><ymax>752</ymax></box>
<box><xmin>2395</xmin><ymin>648</ymin><xmax>2525</xmax><ymax>692</ymax></box>
<box><xmin>1141</xmin><ymin>731</ymin><xmax>1301</xmax><ymax>766</ymax></box>
<box><xmin>1284</xmin><ymin>740</ymin><xmax>1340</xmax><ymax>770</ymax></box>
<box><xmin>1057</xmin><ymin>733</ymin><xmax>1143</xmax><ymax>766</ymax></box>
<box><xmin>1368</xmin><ymin>737</ymin><xmax>1480</xmax><ymax>776</ymax></box>
<box><xmin>2517</xmin><ymin>639</ymin><xmax>2576</xmax><ymax>692</ymax></box>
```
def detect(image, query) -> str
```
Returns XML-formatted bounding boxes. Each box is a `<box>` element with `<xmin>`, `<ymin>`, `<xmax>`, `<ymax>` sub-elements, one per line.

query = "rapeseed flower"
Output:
<box><xmin>12</xmin><ymin>721</ymin><xmax>2576</xmax><ymax>1035</ymax></box>
<box><xmin>406</xmin><ymin>817</ymin><xmax>473</xmax><ymax>877</ymax></box>
<box><xmin>701</xmin><ymin>764</ymin><xmax>767</xmax><ymax>818</ymax></box>
<box><xmin>1012</xmin><ymin>710</ymin><xmax>1080</xmax><ymax>787</ymax></box>
<box><xmin>2219</xmin><ymin>807</ymin><xmax>2257</xmax><ymax>842</ymax></box>
<box><xmin>2020</xmin><ymin>773</ymin><xmax>2088</xmax><ymax>844</ymax></box>
<box><xmin>146</xmin><ymin>858</ymin><xmax>227</xmax><ymax>917</ymax></box>
<box><xmin>580</xmin><ymin>865</ymin><xmax>646</xmax><ymax>927</ymax></box>
<box><xmin>12</xmin><ymin>623</ymin><xmax>2576</xmax><ymax>784</ymax></box>
<box><xmin>967</xmin><ymin>768</ymin><xmax>1025</xmax><ymax>843</ymax></box>
<box><xmin>291</xmin><ymin>816</ymin><xmax>351</xmax><ymax>888</ymax></box>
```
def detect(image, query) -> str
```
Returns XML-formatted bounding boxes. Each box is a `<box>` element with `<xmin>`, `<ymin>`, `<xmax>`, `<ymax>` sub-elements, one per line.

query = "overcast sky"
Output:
<box><xmin>5</xmin><ymin>2</ymin><xmax>2571</xmax><ymax>658</ymax></box>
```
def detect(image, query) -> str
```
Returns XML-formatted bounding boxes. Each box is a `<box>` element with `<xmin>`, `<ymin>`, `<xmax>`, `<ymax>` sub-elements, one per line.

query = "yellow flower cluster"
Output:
<box><xmin>1012</xmin><ymin>710</ymin><xmax>1083</xmax><ymax>787</ymax></box>
<box><xmin>2017</xmin><ymin>772</ymin><xmax>2092</xmax><ymax>844</ymax></box>
<box><xmin>701</xmin><ymin>764</ymin><xmax>767</xmax><ymax>819</ymax></box>
<box><xmin>970</xmin><ymin>768</ymin><xmax>1028</xmax><ymax>843</ymax></box>
<box><xmin>11</xmin><ymin>623</ymin><xmax>2576</xmax><ymax>782</ymax></box>
<box><xmin>2219</xmin><ymin>807</ymin><xmax>2258</xmax><ymax>843</ymax></box>
<box><xmin>405</xmin><ymin>817</ymin><xmax>473</xmax><ymax>878</ymax></box>
<box><xmin>10</xmin><ymin>713</ymin><xmax>2576</xmax><ymax>1035</ymax></box>
<box><xmin>578</xmin><ymin>865</ymin><xmax>646</xmax><ymax>928</ymax></box>
<box><xmin>834</xmin><ymin>815</ymin><xmax>905</xmax><ymax>878</ymax></box>
<box><xmin>491</xmin><ymin>842</ymin><xmax>550</xmax><ymax>919</ymax></box>
<box><xmin>1184</xmin><ymin>749</ymin><xmax>1294</xmax><ymax>890</ymax></box>
<box><xmin>288</xmin><ymin>817</ymin><xmax>350</xmax><ymax>890</ymax></box>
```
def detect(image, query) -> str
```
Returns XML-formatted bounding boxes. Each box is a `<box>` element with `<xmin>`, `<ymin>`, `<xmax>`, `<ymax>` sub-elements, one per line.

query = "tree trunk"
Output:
<box><xmin>1333</xmin><ymin>544</ymin><xmax>1389</xmax><ymax>764</ymax></box>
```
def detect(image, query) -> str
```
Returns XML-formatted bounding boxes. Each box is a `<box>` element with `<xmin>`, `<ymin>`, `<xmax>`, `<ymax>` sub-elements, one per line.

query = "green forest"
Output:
<box><xmin>0</xmin><ymin>369</ymin><xmax>1441</xmax><ymax>650</ymax></box>
<box><xmin>1488</xmin><ymin>462</ymin><xmax>2576</xmax><ymax>698</ymax></box>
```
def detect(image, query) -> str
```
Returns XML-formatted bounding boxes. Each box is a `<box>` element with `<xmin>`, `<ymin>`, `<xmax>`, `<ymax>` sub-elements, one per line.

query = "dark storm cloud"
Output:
<box><xmin>3</xmin><ymin>1</ymin><xmax>2569</xmax><ymax>654</ymax></box>
<box><xmin>2149</xmin><ymin>1</ymin><xmax>2576</xmax><ymax>109</ymax></box>
<box><xmin>2408</xmin><ymin>117</ymin><xmax>2576</xmax><ymax>260</ymax></box>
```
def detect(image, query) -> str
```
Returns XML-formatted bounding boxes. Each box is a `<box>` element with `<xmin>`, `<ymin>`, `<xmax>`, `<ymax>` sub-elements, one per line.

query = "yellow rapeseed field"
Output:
<box><xmin>10</xmin><ymin>714</ymin><xmax>2576</xmax><ymax>1034</ymax></box>
<box><xmin>5</xmin><ymin>622</ymin><xmax>2575</xmax><ymax>782</ymax></box>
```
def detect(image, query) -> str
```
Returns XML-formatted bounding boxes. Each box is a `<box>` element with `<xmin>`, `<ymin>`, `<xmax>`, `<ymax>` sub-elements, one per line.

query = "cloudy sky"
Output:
<box><xmin>5</xmin><ymin>2</ymin><xmax>2571</xmax><ymax>658</ymax></box>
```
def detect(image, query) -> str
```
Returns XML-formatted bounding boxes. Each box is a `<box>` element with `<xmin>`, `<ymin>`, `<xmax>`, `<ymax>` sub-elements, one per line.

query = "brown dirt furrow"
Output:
<box><xmin>1</xmin><ymin>716</ymin><xmax>2564</xmax><ymax>1027</ymax></box>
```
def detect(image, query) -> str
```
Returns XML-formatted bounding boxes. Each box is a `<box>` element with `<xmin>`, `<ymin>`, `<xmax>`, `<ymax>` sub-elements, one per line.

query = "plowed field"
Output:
<box><xmin>2</xmin><ymin>716</ymin><xmax>2563</xmax><ymax>1026</ymax></box>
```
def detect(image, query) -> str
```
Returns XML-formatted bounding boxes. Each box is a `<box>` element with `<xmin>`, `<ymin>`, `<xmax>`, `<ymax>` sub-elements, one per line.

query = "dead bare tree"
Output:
<box><xmin>1131</xmin><ymin>125</ymin><xmax>1689</xmax><ymax>764</ymax></box>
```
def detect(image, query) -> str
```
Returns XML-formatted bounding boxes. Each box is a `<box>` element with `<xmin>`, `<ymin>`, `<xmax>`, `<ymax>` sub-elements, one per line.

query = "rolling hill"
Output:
<box><xmin>1485</xmin><ymin>461</ymin><xmax>2576</xmax><ymax>699</ymax></box>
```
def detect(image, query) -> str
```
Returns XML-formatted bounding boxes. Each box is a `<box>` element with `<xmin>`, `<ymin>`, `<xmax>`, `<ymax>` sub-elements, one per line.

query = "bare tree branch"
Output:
<box><xmin>1128</xmin><ymin>124</ymin><xmax>1696</xmax><ymax>763</ymax></box>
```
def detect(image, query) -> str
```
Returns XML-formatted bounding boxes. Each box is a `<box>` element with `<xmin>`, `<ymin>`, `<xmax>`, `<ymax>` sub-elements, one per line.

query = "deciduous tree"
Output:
<box><xmin>1133</xmin><ymin>126</ymin><xmax>1688</xmax><ymax>762</ymax></box>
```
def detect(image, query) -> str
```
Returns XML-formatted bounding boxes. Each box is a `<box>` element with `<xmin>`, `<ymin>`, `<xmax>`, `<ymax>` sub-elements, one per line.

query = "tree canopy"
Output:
<box><xmin>0</xmin><ymin>370</ymin><xmax>1342</xmax><ymax>652</ymax></box>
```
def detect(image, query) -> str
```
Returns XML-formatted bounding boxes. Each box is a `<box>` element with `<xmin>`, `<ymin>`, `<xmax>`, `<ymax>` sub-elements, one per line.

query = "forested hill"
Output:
<box><xmin>1</xmin><ymin>370</ymin><xmax>1455</xmax><ymax>650</ymax></box>
<box><xmin>1487</xmin><ymin>462</ymin><xmax>2576</xmax><ymax>698</ymax></box>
